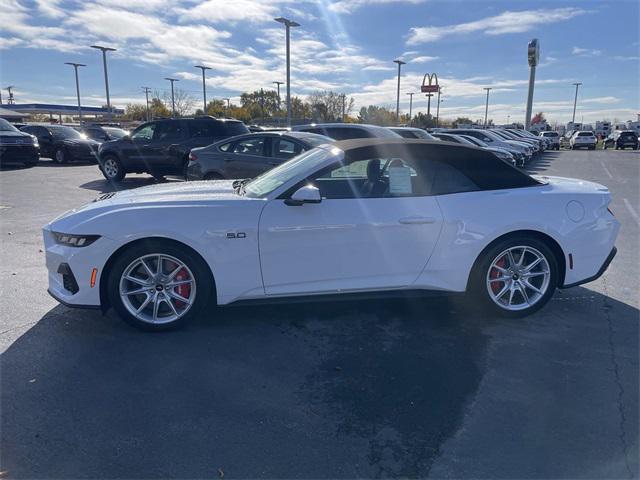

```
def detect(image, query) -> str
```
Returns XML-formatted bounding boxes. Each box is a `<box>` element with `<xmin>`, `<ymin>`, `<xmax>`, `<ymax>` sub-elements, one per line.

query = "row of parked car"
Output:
<box><xmin>1</xmin><ymin>116</ymin><xmax>554</xmax><ymax>179</ymax></box>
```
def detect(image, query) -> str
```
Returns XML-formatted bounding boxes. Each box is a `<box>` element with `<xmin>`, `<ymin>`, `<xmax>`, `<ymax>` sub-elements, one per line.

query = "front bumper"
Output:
<box><xmin>44</xmin><ymin>228</ymin><xmax>113</xmax><ymax>308</ymax></box>
<box><xmin>0</xmin><ymin>145</ymin><xmax>39</xmax><ymax>164</ymax></box>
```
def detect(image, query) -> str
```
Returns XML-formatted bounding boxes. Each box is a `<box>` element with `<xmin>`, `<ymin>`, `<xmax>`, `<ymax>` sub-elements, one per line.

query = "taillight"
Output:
<box><xmin>189</xmin><ymin>152</ymin><xmax>198</xmax><ymax>162</ymax></box>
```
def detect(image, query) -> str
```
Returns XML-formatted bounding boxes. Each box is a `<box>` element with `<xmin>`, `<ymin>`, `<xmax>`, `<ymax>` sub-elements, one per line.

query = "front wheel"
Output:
<box><xmin>54</xmin><ymin>147</ymin><xmax>68</xmax><ymax>164</ymax></box>
<box><xmin>472</xmin><ymin>237</ymin><xmax>558</xmax><ymax>318</ymax></box>
<box><xmin>107</xmin><ymin>240</ymin><xmax>213</xmax><ymax>331</ymax></box>
<box><xmin>101</xmin><ymin>155</ymin><xmax>125</xmax><ymax>181</ymax></box>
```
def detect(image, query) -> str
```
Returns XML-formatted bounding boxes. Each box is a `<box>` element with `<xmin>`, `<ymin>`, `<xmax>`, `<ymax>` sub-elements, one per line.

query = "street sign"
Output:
<box><xmin>421</xmin><ymin>73</ymin><xmax>439</xmax><ymax>94</ymax></box>
<box><xmin>421</xmin><ymin>84</ymin><xmax>439</xmax><ymax>93</ymax></box>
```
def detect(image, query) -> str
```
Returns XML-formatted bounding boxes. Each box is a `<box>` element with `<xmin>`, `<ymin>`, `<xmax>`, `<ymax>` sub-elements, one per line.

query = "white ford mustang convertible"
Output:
<box><xmin>44</xmin><ymin>139</ymin><xmax>619</xmax><ymax>330</ymax></box>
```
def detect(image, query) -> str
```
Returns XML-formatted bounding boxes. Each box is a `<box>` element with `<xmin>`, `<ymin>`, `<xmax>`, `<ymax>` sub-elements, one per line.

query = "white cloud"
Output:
<box><xmin>572</xmin><ymin>46</ymin><xmax>602</xmax><ymax>57</ymax></box>
<box><xmin>407</xmin><ymin>8</ymin><xmax>590</xmax><ymax>45</ymax></box>
<box><xmin>34</xmin><ymin>0</ymin><xmax>65</xmax><ymax>18</ymax></box>
<box><xmin>613</xmin><ymin>55</ymin><xmax>640</xmax><ymax>61</ymax></box>
<box><xmin>328</xmin><ymin>0</ymin><xmax>426</xmax><ymax>14</ymax></box>
<box><xmin>411</xmin><ymin>55</ymin><xmax>439</xmax><ymax>63</ymax></box>
<box><xmin>176</xmin><ymin>0</ymin><xmax>278</xmax><ymax>23</ymax></box>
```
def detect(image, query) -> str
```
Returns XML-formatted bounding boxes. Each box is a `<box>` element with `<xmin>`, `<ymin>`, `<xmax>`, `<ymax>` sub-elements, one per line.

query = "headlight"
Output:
<box><xmin>53</xmin><ymin>232</ymin><xmax>101</xmax><ymax>247</ymax></box>
<box><xmin>31</xmin><ymin>135</ymin><xmax>39</xmax><ymax>147</ymax></box>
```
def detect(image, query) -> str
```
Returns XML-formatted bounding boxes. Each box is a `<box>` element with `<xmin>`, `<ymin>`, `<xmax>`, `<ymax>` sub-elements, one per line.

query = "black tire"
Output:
<box><xmin>204</xmin><ymin>172</ymin><xmax>225</xmax><ymax>181</ymax></box>
<box><xmin>100</xmin><ymin>155</ymin><xmax>125</xmax><ymax>182</ymax></box>
<box><xmin>107</xmin><ymin>239</ymin><xmax>214</xmax><ymax>331</ymax></box>
<box><xmin>470</xmin><ymin>235</ymin><xmax>559</xmax><ymax>318</ymax></box>
<box><xmin>54</xmin><ymin>147</ymin><xmax>69</xmax><ymax>164</ymax></box>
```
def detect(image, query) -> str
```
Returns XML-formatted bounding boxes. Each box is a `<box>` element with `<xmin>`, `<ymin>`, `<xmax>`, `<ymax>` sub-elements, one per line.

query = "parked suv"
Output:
<box><xmin>98</xmin><ymin>117</ymin><xmax>249</xmax><ymax>181</ymax></box>
<box><xmin>603</xmin><ymin>130</ymin><xmax>639</xmax><ymax>150</ymax></box>
<box><xmin>0</xmin><ymin>118</ymin><xmax>39</xmax><ymax>167</ymax></box>
<box><xmin>569</xmin><ymin>131</ymin><xmax>597</xmax><ymax>150</ymax></box>
<box><xmin>539</xmin><ymin>131</ymin><xmax>560</xmax><ymax>150</ymax></box>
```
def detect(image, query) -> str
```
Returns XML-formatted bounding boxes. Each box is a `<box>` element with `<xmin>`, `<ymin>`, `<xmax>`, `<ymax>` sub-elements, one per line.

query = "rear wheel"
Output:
<box><xmin>101</xmin><ymin>155</ymin><xmax>125</xmax><ymax>181</ymax></box>
<box><xmin>107</xmin><ymin>240</ymin><xmax>213</xmax><ymax>331</ymax></box>
<box><xmin>472</xmin><ymin>237</ymin><xmax>558</xmax><ymax>318</ymax></box>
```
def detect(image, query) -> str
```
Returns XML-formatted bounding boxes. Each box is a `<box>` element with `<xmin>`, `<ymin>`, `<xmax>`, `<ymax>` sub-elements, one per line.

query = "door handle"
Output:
<box><xmin>398</xmin><ymin>216</ymin><xmax>436</xmax><ymax>225</ymax></box>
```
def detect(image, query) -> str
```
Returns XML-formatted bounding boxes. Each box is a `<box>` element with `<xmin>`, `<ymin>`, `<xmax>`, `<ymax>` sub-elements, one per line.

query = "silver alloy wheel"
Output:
<box><xmin>103</xmin><ymin>158</ymin><xmax>119</xmax><ymax>178</ymax></box>
<box><xmin>55</xmin><ymin>149</ymin><xmax>65</xmax><ymax>163</ymax></box>
<box><xmin>119</xmin><ymin>253</ymin><xmax>196</xmax><ymax>324</ymax></box>
<box><xmin>486</xmin><ymin>245</ymin><xmax>551</xmax><ymax>311</ymax></box>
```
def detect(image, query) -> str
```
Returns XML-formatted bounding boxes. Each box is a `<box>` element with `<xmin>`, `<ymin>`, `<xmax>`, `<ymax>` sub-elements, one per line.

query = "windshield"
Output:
<box><xmin>0</xmin><ymin>119</ymin><xmax>19</xmax><ymax>132</ymax></box>
<box><xmin>244</xmin><ymin>147</ymin><xmax>337</xmax><ymax>198</ymax></box>
<box><xmin>542</xmin><ymin>132</ymin><xmax>558</xmax><ymax>137</ymax></box>
<box><xmin>461</xmin><ymin>135</ymin><xmax>488</xmax><ymax>147</ymax></box>
<box><xmin>49</xmin><ymin>126</ymin><xmax>84</xmax><ymax>140</ymax></box>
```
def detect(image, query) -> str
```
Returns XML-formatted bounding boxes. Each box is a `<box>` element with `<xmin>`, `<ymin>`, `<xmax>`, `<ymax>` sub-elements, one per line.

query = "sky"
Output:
<box><xmin>1</xmin><ymin>0</ymin><xmax>638</xmax><ymax>124</ymax></box>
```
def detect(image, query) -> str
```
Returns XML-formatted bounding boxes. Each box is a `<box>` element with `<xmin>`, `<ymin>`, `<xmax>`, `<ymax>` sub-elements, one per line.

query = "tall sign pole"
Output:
<box><xmin>525</xmin><ymin>38</ymin><xmax>539</xmax><ymax>131</ymax></box>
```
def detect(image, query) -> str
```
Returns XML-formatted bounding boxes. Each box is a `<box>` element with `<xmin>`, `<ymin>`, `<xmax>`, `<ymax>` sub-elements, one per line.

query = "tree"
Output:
<box><xmin>240</xmin><ymin>89</ymin><xmax>281</xmax><ymax>121</ymax></box>
<box><xmin>159</xmin><ymin>89</ymin><xmax>196</xmax><ymax>117</ymax></box>
<box><xmin>290</xmin><ymin>96</ymin><xmax>312</xmax><ymax>121</ymax></box>
<box><xmin>124</xmin><ymin>103</ymin><xmax>148</xmax><ymax>121</ymax></box>
<box><xmin>411</xmin><ymin>112</ymin><xmax>437</xmax><ymax>129</ymax></box>
<box><xmin>357</xmin><ymin>105</ymin><xmax>396</xmax><ymax>126</ymax></box>
<box><xmin>531</xmin><ymin>111</ymin><xmax>546</xmax><ymax>125</ymax></box>
<box><xmin>307</xmin><ymin>90</ymin><xmax>354</xmax><ymax>122</ymax></box>
<box><xmin>149</xmin><ymin>96</ymin><xmax>171</xmax><ymax>119</ymax></box>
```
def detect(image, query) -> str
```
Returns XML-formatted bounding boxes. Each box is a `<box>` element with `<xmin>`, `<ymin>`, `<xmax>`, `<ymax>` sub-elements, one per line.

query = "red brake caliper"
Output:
<box><xmin>490</xmin><ymin>257</ymin><xmax>506</xmax><ymax>294</ymax></box>
<box><xmin>174</xmin><ymin>268</ymin><xmax>191</xmax><ymax>309</ymax></box>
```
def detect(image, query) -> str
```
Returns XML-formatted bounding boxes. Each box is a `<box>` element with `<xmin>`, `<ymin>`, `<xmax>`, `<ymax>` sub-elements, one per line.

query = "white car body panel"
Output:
<box><xmin>44</xmin><ymin>145</ymin><xmax>619</xmax><ymax>309</ymax></box>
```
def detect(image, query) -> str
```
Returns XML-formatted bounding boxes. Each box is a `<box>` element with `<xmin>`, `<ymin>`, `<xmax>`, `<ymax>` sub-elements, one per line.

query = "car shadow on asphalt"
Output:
<box><xmin>1</xmin><ymin>289</ymin><xmax>638</xmax><ymax>478</ymax></box>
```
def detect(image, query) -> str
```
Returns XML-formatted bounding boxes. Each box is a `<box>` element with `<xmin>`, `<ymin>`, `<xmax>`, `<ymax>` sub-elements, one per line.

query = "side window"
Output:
<box><xmin>308</xmin><ymin>156</ymin><xmax>431</xmax><ymax>199</ymax></box>
<box><xmin>190</xmin><ymin>121</ymin><xmax>218</xmax><ymax>138</ymax></box>
<box><xmin>131</xmin><ymin>124</ymin><xmax>155</xmax><ymax>141</ymax></box>
<box><xmin>272</xmin><ymin>138</ymin><xmax>302</xmax><ymax>159</ymax></box>
<box><xmin>430</xmin><ymin>161</ymin><xmax>479</xmax><ymax>196</ymax></box>
<box><xmin>300</xmin><ymin>127</ymin><xmax>325</xmax><ymax>135</ymax></box>
<box><xmin>154</xmin><ymin>121</ymin><xmax>185</xmax><ymax>141</ymax></box>
<box><xmin>232</xmin><ymin>137</ymin><xmax>265</xmax><ymax>155</ymax></box>
<box><xmin>326</xmin><ymin>127</ymin><xmax>372</xmax><ymax>140</ymax></box>
<box><xmin>218</xmin><ymin>142</ymin><xmax>232</xmax><ymax>152</ymax></box>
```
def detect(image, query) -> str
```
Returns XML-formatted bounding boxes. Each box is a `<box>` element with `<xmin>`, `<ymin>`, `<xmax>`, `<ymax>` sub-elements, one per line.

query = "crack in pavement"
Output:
<box><xmin>602</xmin><ymin>275</ymin><xmax>634</xmax><ymax>478</ymax></box>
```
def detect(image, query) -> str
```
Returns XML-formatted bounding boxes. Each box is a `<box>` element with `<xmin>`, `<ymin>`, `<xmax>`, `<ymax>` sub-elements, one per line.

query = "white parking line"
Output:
<box><xmin>601</xmin><ymin>162</ymin><xmax>613</xmax><ymax>179</ymax></box>
<box><xmin>623</xmin><ymin>198</ymin><xmax>640</xmax><ymax>226</ymax></box>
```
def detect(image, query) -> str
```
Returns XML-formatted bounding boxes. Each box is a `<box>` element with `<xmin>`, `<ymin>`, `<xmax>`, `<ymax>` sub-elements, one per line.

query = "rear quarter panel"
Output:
<box><xmin>415</xmin><ymin>181</ymin><xmax>618</xmax><ymax>291</ymax></box>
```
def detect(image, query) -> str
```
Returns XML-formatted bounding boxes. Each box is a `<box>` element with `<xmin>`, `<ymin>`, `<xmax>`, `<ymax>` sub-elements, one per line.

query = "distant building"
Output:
<box><xmin>595</xmin><ymin>121</ymin><xmax>612</xmax><ymax>137</ymax></box>
<box><xmin>626</xmin><ymin>121</ymin><xmax>640</xmax><ymax>134</ymax></box>
<box><xmin>0</xmin><ymin>106</ymin><xmax>28</xmax><ymax>122</ymax></box>
<box><xmin>566</xmin><ymin>121</ymin><xmax>582</xmax><ymax>132</ymax></box>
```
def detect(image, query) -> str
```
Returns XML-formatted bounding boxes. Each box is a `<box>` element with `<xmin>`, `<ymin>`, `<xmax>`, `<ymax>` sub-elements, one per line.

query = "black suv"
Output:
<box><xmin>97</xmin><ymin>117</ymin><xmax>249</xmax><ymax>181</ymax></box>
<box><xmin>603</xmin><ymin>130</ymin><xmax>639</xmax><ymax>150</ymax></box>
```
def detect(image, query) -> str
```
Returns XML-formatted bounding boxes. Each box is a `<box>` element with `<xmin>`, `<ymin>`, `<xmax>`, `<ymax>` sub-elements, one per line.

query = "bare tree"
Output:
<box><xmin>307</xmin><ymin>90</ymin><xmax>354</xmax><ymax>122</ymax></box>
<box><xmin>158</xmin><ymin>89</ymin><xmax>196</xmax><ymax>117</ymax></box>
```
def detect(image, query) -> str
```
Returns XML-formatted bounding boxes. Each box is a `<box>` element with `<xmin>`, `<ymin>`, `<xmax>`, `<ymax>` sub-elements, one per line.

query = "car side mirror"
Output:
<box><xmin>123</xmin><ymin>135</ymin><xmax>132</xmax><ymax>142</ymax></box>
<box><xmin>285</xmin><ymin>185</ymin><xmax>322</xmax><ymax>206</ymax></box>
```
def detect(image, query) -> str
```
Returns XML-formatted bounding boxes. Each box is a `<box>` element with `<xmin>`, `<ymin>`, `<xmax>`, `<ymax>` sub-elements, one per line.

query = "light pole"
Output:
<box><xmin>525</xmin><ymin>39</ymin><xmax>539</xmax><ymax>130</ymax></box>
<box><xmin>436</xmin><ymin>89</ymin><xmax>443</xmax><ymax>128</ymax></box>
<box><xmin>142</xmin><ymin>86</ymin><xmax>152</xmax><ymax>121</ymax></box>
<box><xmin>571</xmin><ymin>82</ymin><xmax>582</xmax><ymax>125</ymax></box>
<box><xmin>165</xmin><ymin>77</ymin><xmax>179</xmax><ymax>118</ymax></box>
<box><xmin>483</xmin><ymin>87</ymin><xmax>492</xmax><ymax>128</ymax></box>
<box><xmin>393</xmin><ymin>59</ymin><xmax>406</xmax><ymax>124</ymax></box>
<box><xmin>425</xmin><ymin>93</ymin><xmax>434</xmax><ymax>117</ymax></box>
<box><xmin>64</xmin><ymin>62</ymin><xmax>86</xmax><ymax>125</ymax></box>
<box><xmin>406</xmin><ymin>92</ymin><xmax>415</xmax><ymax>125</ymax></box>
<box><xmin>273</xmin><ymin>81</ymin><xmax>283</xmax><ymax>126</ymax></box>
<box><xmin>90</xmin><ymin>45</ymin><xmax>116</xmax><ymax>121</ymax></box>
<box><xmin>341</xmin><ymin>93</ymin><xmax>346</xmax><ymax>122</ymax></box>
<box><xmin>275</xmin><ymin>17</ymin><xmax>300</xmax><ymax>127</ymax></box>
<box><xmin>194</xmin><ymin>65</ymin><xmax>211</xmax><ymax>114</ymax></box>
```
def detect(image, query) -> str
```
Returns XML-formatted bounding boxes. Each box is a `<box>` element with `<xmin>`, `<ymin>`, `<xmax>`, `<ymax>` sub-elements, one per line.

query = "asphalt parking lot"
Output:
<box><xmin>1</xmin><ymin>149</ymin><xmax>638</xmax><ymax>478</ymax></box>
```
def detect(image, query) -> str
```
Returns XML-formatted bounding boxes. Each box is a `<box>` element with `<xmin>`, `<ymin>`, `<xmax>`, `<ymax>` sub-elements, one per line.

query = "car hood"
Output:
<box><xmin>45</xmin><ymin>180</ymin><xmax>263</xmax><ymax>233</ymax></box>
<box><xmin>63</xmin><ymin>138</ymin><xmax>101</xmax><ymax>147</ymax></box>
<box><xmin>0</xmin><ymin>130</ymin><xmax>31</xmax><ymax>138</ymax></box>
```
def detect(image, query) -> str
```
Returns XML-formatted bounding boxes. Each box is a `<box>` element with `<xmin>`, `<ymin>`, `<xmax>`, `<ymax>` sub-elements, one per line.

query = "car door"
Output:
<box><xmin>25</xmin><ymin>127</ymin><xmax>53</xmax><ymax>157</ymax></box>
<box><xmin>148</xmin><ymin>120</ymin><xmax>187</xmax><ymax>174</ymax></box>
<box><xmin>258</xmin><ymin>152</ymin><xmax>444</xmax><ymax>295</ymax></box>
<box><xmin>125</xmin><ymin>122</ymin><xmax>157</xmax><ymax>169</ymax></box>
<box><xmin>223</xmin><ymin>135</ymin><xmax>269</xmax><ymax>179</ymax></box>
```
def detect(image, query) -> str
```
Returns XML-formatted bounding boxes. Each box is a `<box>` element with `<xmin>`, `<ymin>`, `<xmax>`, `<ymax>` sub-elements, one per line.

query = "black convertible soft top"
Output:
<box><xmin>332</xmin><ymin>138</ymin><xmax>541</xmax><ymax>191</ymax></box>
